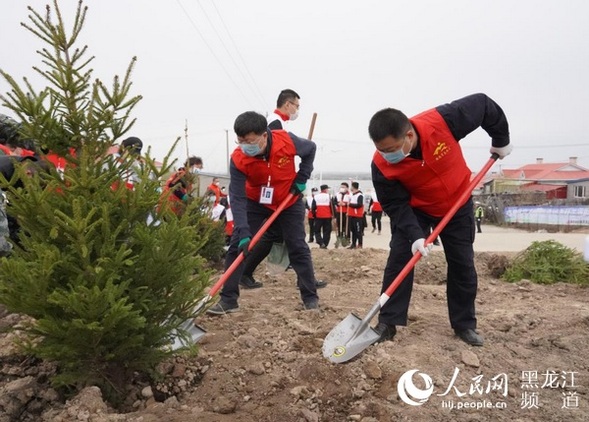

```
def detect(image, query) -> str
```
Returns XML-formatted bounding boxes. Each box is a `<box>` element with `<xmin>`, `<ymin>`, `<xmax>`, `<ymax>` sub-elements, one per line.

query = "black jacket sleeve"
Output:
<box><xmin>436</xmin><ymin>93</ymin><xmax>510</xmax><ymax>148</ymax></box>
<box><xmin>288</xmin><ymin>132</ymin><xmax>315</xmax><ymax>184</ymax></box>
<box><xmin>228</xmin><ymin>159</ymin><xmax>251</xmax><ymax>240</ymax></box>
<box><xmin>371</xmin><ymin>161</ymin><xmax>424</xmax><ymax>243</ymax></box>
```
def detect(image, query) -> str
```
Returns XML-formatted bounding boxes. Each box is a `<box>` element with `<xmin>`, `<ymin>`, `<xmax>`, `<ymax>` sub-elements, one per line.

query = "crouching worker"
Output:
<box><xmin>207</xmin><ymin>111</ymin><xmax>321</xmax><ymax>314</ymax></box>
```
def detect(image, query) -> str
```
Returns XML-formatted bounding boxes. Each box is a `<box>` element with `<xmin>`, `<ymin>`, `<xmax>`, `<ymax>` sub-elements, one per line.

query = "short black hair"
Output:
<box><xmin>234</xmin><ymin>111</ymin><xmax>267</xmax><ymax>137</ymax></box>
<box><xmin>276</xmin><ymin>89</ymin><xmax>300</xmax><ymax>108</ymax></box>
<box><xmin>351</xmin><ymin>181</ymin><xmax>359</xmax><ymax>189</ymax></box>
<box><xmin>368</xmin><ymin>108</ymin><xmax>412</xmax><ymax>143</ymax></box>
<box><xmin>119</xmin><ymin>136</ymin><xmax>143</xmax><ymax>155</ymax></box>
<box><xmin>186</xmin><ymin>156</ymin><xmax>203</xmax><ymax>167</ymax></box>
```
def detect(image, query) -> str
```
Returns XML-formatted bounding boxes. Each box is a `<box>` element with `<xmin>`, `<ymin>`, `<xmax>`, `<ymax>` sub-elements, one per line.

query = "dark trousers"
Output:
<box><xmin>313</xmin><ymin>218</ymin><xmax>332</xmax><ymax>247</ymax></box>
<box><xmin>242</xmin><ymin>230</ymin><xmax>283</xmax><ymax>276</ymax></box>
<box><xmin>476</xmin><ymin>218</ymin><xmax>482</xmax><ymax>233</ymax></box>
<box><xmin>371</xmin><ymin>211</ymin><xmax>383</xmax><ymax>231</ymax></box>
<box><xmin>378</xmin><ymin>198</ymin><xmax>477</xmax><ymax>330</ymax></box>
<box><xmin>308</xmin><ymin>218</ymin><xmax>315</xmax><ymax>241</ymax></box>
<box><xmin>349</xmin><ymin>216</ymin><xmax>364</xmax><ymax>247</ymax></box>
<box><xmin>221</xmin><ymin>199</ymin><xmax>318</xmax><ymax>306</ymax></box>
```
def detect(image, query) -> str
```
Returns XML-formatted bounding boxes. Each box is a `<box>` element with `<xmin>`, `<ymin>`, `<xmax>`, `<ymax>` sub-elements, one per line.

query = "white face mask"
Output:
<box><xmin>191</xmin><ymin>167</ymin><xmax>201</xmax><ymax>174</ymax></box>
<box><xmin>290</xmin><ymin>110</ymin><xmax>299</xmax><ymax>121</ymax></box>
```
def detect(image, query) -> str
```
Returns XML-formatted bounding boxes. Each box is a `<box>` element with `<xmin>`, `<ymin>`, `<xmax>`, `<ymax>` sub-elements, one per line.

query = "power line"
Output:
<box><xmin>174</xmin><ymin>0</ymin><xmax>256</xmax><ymax>108</ymax></box>
<box><xmin>208</xmin><ymin>0</ymin><xmax>268</xmax><ymax>108</ymax></box>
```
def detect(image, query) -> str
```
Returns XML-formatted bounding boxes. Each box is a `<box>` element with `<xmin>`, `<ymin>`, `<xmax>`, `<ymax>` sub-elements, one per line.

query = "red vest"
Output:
<box><xmin>373</xmin><ymin>108</ymin><xmax>471</xmax><ymax>217</ymax></box>
<box><xmin>371</xmin><ymin>199</ymin><xmax>383</xmax><ymax>212</ymax></box>
<box><xmin>232</xmin><ymin>130</ymin><xmax>298</xmax><ymax>210</ymax></box>
<box><xmin>347</xmin><ymin>191</ymin><xmax>364</xmax><ymax>217</ymax></box>
<box><xmin>335</xmin><ymin>192</ymin><xmax>349</xmax><ymax>213</ymax></box>
<box><xmin>314</xmin><ymin>192</ymin><xmax>333</xmax><ymax>218</ymax></box>
<box><xmin>161</xmin><ymin>169</ymin><xmax>190</xmax><ymax>215</ymax></box>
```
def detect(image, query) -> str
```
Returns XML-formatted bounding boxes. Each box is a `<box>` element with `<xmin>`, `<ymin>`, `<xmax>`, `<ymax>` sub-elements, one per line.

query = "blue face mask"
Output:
<box><xmin>240</xmin><ymin>143</ymin><xmax>262</xmax><ymax>157</ymax></box>
<box><xmin>379</xmin><ymin>138</ymin><xmax>410</xmax><ymax>164</ymax></box>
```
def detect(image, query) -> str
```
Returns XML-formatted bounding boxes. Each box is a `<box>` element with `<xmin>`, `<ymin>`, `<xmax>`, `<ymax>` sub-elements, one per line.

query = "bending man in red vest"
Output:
<box><xmin>368</xmin><ymin>93</ymin><xmax>512</xmax><ymax>346</ymax></box>
<box><xmin>207</xmin><ymin>111</ymin><xmax>321</xmax><ymax>314</ymax></box>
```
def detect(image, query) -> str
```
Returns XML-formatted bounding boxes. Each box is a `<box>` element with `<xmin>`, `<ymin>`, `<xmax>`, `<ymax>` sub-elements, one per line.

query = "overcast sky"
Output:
<box><xmin>2</xmin><ymin>0</ymin><xmax>588</xmax><ymax>176</ymax></box>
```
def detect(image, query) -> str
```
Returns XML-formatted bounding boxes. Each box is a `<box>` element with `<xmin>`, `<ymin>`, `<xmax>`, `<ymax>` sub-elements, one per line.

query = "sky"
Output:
<box><xmin>1</xmin><ymin>0</ymin><xmax>589</xmax><ymax>177</ymax></box>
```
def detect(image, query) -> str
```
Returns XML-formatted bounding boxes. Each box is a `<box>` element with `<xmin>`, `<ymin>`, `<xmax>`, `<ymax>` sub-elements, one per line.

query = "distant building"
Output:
<box><xmin>480</xmin><ymin>157</ymin><xmax>589</xmax><ymax>200</ymax></box>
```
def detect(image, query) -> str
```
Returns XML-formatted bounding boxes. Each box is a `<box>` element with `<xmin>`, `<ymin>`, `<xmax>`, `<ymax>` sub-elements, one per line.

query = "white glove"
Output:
<box><xmin>490</xmin><ymin>143</ymin><xmax>513</xmax><ymax>159</ymax></box>
<box><xmin>411</xmin><ymin>238</ymin><xmax>433</xmax><ymax>257</ymax></box>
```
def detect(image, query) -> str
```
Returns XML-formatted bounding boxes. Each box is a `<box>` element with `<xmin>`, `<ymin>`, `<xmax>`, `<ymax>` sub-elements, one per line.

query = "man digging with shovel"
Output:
<box><xmin>368</xmin><ymin>93</ymin><xmax>512</xmax><ymax>347</ymax></box>
<box><xmin>207</xmin><ymin>111</ymin><xmax>322</xmax><ymax>314</ymax></box>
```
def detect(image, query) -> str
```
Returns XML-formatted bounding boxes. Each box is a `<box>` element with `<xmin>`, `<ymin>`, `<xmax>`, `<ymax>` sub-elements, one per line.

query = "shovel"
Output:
<box><xmin>335</xmin><ymin>205</ymin><xmax>350</xmax><ymax>248</ymax></box>
<box><xmin>169</xmin><ymin>192</ymin><xmax>296</xmax><ymax>350</ymax></box>
<box><xmin>323</xmin><ymin>154</ymin><xmax>499</xmax><ymax>363</ymax></box>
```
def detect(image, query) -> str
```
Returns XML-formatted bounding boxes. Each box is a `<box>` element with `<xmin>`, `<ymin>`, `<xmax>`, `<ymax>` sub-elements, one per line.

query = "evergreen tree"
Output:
<box><xmin>0</xmin><ymin>0</ymin><xmax>222</xmax><ymax>404</ymax></box>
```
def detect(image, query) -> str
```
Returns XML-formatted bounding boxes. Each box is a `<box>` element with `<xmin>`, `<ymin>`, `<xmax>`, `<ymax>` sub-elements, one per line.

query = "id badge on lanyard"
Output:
<box><xmin>259</xmin><ymin>186</ymin><xmax>274</xmax><ymax>204</ymax></box>
<box><xmin>259</xmin><ymin>163</ymin><xmax>273</xmax><ymax>204</ymax></box>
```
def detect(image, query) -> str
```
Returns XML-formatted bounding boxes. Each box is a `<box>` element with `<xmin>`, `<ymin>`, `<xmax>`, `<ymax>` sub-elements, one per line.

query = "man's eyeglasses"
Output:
<box><xmin>288</xmin><ymin>100</ymin><xmax>300</xmax><ymax>109</ymax></box>
<box><xmin>235</xmin><ymin>135</ymin><xmax>262</xmax><ymax>145</ymax></box>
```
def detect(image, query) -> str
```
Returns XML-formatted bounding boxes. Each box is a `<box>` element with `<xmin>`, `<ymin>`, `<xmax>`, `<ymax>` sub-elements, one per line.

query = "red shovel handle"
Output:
<box><xmin>383</xmin><ymin>154</ymin><xmax>499</xmax><ymax>297</ymax></box>
<box><xmin>207</xmin><ymin>192</ymin><xmax>296</xmax><ymax>297</ymax></box>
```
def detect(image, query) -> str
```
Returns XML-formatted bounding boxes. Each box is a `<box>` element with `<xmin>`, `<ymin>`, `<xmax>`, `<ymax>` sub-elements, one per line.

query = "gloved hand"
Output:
<box><xmin>290</xmin><ymin>182</ymin><xmax>306</xmax><ymax>195</ymax></box>
<box><xmin>490</xmin><ymin>143</ymin><xmax>513</xmax><ymax>159</ymax></box>
<box><xmin>238</xmin><ymin>237</ymin><xmax>251</xmax><ymax>257</ymax></box>
<box><xmin>411</xmin><ymin>238</ymin><xmax>433</xmax><ymax>257</ymax></box>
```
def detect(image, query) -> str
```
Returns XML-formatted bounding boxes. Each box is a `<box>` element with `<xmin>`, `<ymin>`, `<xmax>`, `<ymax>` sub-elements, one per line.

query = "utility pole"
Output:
<box><xmin>184</xmin><ymin>119</ymin><xmax>189</xmax><ymax>159</ymax></box>
<box><xmin>225</xmin><ymin>129</ymin><xmax>230</xmax><ymax>175</ymax></box>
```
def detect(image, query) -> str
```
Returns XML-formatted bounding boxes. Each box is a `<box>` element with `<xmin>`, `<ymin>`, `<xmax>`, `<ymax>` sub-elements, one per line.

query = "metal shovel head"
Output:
<box><xmin>170</xmin><ymin>319</ymin><xmax>207</xmax><ymax>351</ymax></box>
<box><xmin>322</xmin><ymin>313</ymin><xmax>380</xmax><ymax>363</ymax></box>
<box><xmin>339</xmin><ymin>235</ymin><xmax>350</xmax><ymax>247</ymax></box>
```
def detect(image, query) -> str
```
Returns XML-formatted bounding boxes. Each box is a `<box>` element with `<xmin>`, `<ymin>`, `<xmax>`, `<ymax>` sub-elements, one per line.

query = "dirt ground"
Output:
<box><xmin>2</xmin><ymin>229</ymin><xmax>589</xmax><ymax>421</ymax></box>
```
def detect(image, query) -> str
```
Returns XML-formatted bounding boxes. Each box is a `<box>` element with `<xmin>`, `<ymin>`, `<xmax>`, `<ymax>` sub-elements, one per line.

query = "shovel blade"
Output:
<box><xmin>340</xmin><ymin>236</ymin><xmax>350</xmax><ymax>247</ymax></box>
<box><xmin>170</xmin><ymin>320</ymin><xmax>207</xmax><ymax>351</ymax></box>
<box><xmin>322</xmin><ymin>313</ymin><xmax>380</xmax><ymax>363</ymax></box>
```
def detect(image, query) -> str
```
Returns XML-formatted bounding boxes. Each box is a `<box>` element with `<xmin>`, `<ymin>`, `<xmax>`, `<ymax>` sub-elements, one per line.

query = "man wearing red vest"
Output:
<box><xmin>311</xmin><ymin>184</ymin><xmax>334</xmax><ymax>248</ymax></box>
<box><xmin>369</xmin><ymin>190</ymin><xmax>383</xmax><ymax>234</ymax></box>
<box><xmin>207</xmin><ymin>111</ymin><xmax>322</xmax><ymax>314</ymax></box>
<box><xmin>368</xmin><ymin>93</ymin><xmax>512</xmax><ymax>346</ymax></box>
<box><xmin>347</xmin><ymin>181</ymin><xmax>364</xmax><ymax>249</ymax></box>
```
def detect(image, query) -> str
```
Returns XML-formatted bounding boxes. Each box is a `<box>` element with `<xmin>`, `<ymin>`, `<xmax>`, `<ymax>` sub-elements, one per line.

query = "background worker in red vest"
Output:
<box><xmin>161</xmin><ymin>156</ymin><xmax>203</xmax><ymax>216</ymax></box>
<box><xmin>205</xmin><ymin>177</ymin><xmax>222</xmax><ymax>206</ymax></box>
<box><xmin>368</xmin><ymin>93</ymin><xmax>512</xmax><ymax>347</ymax></box>
<box><xmin>347</xmin><ymin>181</ymin><xmax>364</xmax><ymax>249</ymax></box>
<box><xmin>311</xmin><ymin>184</ymin><xmax>334</xmax><ymax>249</ymax></box>
<box><xmin>369</xmin><ymin>190</ymin><xmax>383</xmax><ymax>235</ymax></box>
<box><xmin>333</xmin><ymin>182</ymin><xmax>350</xmax><ymax>240</ymax></box>
<box><xmin>207</xmin><ymin>111</ymin><xmax>323</xmax><ymax>314</ymax></box>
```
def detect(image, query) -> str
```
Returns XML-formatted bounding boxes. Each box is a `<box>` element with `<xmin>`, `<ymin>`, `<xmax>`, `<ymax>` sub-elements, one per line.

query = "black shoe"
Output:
<box><xmin>303</xmin><ymin>299</ymin><xmax>319</xmax><ymax>310</ymax></box>
<box><xmin>308</xmin><ymin>238</ymin><xmax>314</xmax><ymax>243</ymax></box>
<box><xmin>206</xmin><ymin>301</ymin><xmax>239</xmax><ymax>315</ymax></box>
<box><xmin>239</xmin><ymin>274</ymin><xmax>263</xmax><ymax>289</ymax></box>
<box><xmin>374</xmin><ymin>322</ymin><xmax>396</xmax><ymax>343</ymax></box>
<box><xmin>315</xmin><ymin>279</ymin><xmax>328</xmax><ymax>288</ymax></box>
<box><xmin>347</xmin><ymin>245</ymin><xmax>356</xmax><ymax>249</ymax></box>
<box><xmin>319</xmin><ymin>244</ymin><xmax>327</xmax><ymax>249</ymax></box>
<box><xmin>454</xmin><ymin>328</ymin><xmax>483</xmax><ymax>346</ymax></box>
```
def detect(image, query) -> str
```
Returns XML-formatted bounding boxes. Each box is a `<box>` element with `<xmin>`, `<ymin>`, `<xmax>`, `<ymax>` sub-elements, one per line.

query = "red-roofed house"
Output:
<box><xmin>482</xmin><ymin>157</ymin><xmax>589</xmax><ymax>200</ymax></box>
